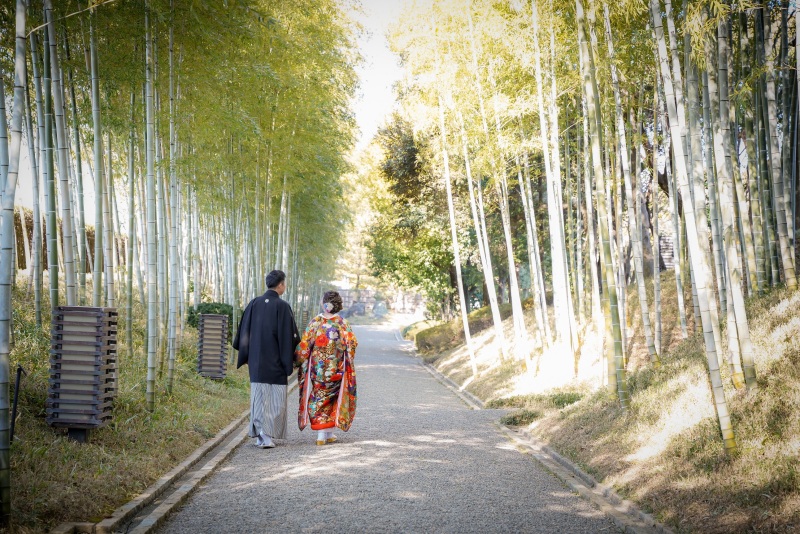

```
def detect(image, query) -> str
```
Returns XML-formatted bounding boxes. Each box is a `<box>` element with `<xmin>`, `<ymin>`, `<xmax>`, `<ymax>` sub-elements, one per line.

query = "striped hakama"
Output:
<box><xmin>249</xmin><ymin>383</ymin><xmax>288</xmax><ymax>439</ymax></box>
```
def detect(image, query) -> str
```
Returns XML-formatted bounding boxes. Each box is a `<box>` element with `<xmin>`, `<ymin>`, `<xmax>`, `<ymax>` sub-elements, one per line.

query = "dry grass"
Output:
<box><xmin>416</xmin><ymin>270</ymin><xmax>800</xmax><ymax>533</ymax></box>
<box><xmin>9</xmin><ymin>280</ymin><xmax>250</xmax><ymax>533</ymax></box>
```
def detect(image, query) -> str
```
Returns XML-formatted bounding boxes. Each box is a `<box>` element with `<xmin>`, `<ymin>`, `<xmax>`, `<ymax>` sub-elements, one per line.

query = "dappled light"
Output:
<box><xmin>3</xmin><ymin>0</ymin><xmax>800</xmax><ymax>531</ymax></box>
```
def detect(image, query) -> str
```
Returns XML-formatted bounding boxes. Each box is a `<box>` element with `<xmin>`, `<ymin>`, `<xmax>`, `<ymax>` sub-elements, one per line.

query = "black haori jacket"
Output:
<box><xmin>233</xmin><ymin>290</ymin><xmax>300</xmax><ymax>385</ymax></box>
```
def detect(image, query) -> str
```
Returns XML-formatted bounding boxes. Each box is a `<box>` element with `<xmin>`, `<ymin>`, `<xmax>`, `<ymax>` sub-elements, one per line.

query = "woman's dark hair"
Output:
<box><xmin>266</xmin><ymin>270</ymin><xmax>286</xmax><ymax>289</ymax></box>
<box><xmin>322</xmin><ymin>291</ymin><xmax>344</xmax><ymax>314</ymax></box>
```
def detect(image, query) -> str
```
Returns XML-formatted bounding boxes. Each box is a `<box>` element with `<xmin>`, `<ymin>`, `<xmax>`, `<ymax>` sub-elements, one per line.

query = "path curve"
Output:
<box><xmin>158</xmin><ymin>325</ymin><xmax>618</xmax><ymax>533</ymax></box>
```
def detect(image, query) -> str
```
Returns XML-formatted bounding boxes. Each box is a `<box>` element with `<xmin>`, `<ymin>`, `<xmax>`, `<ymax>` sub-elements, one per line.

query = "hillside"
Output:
<box><xmin>410</xmin><ymin>273</ymin><xmax>800</xmax><ymax>533</ymax></box>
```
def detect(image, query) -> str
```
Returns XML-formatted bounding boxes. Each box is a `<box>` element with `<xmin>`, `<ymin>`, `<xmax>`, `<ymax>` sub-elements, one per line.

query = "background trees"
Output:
<box><xmin>1</xmin><ymin>0</ymin><xmax>358</xmax><ymax>519</ymax></box>
<box><xmin>368</xmin><ymin>0</ymin><xmax>800</xmax><ymax>454</ymax></box>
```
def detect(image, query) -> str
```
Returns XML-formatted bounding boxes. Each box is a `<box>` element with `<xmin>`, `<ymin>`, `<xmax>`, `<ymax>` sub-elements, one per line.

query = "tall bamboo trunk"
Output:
<box><xmin>547</xmin><ymin>8</ymin><xmax>579</xmax><ymax>351</ymax></box>
<box><xmin>522</xmin><ymin>149</ymin><xmax>551</xmax><ymax>342</ymax></box>
<box><xmin>145</xmin><ymin>2</ymin><xmax>158</xmax><ymax>412</ymax></box>
<box><xmin>581</xmin><ymin>96</ymin><xmax>602</xmax><ymax>332</ymax></box>
<box><xmin>603</xmin><ymin>3</ymin><xmax>658</xmax><ymax>363</ymax></box>
<box><xmin>64</xmin><ymin>38</ymin><xmax>86</xmax><ymax>304</ymax></box>
<box><xmin>758</xmin><ymin>8</ymin><xmax>796</xmax><ymax>287</ymax></box>
<box><xmin>89</xmin><ymin>11</ymin><xmax>104</xmax><ymax>307</ymax></box>
<box><xmin>104</xmin><ymin>133</ymin><xmax>114</xmax><ymax>307</ymax></box>
<box><xmin>578</xmin><ymin>0</ymin><xmax>627</xmax><ymax>406</ymax></box>
<box><xmin>709</xmin><ymin>15</ymin><xmax>757</xmax><ymax>389</ymax></box>
<box><xmin>0</xmin><ymin>4</ymin><xmax>26</xmax><ymax>523</ymax></box>
<box><xmin>457</xmin><ymin>114</ymin><xmax>507</xmax><ymax>359</ymax></box>
<box><xmin>685</xmin><ymin>35</ymin><xmax>723</xmax><ymax>361</ymax></box>
<box><xmin>45</xmin><ymin>0</ymin><xmax>76</xmax><ymax>305</ymax></box>
<box><xmin>42</xmin><ymin>24</ymin><xmax>59</xmax><ymax>310</ymax></box>
<box><xmin>653</xmin><ymin>140</ymin><xmax>662</xmax><ymax>355</ymax></box>
<box><xmin>127</xmin><ymin>92</ymin><xmax>135</xmax><ymax>359</ymax></box>
<box><xmin>650</xmin><ymin>0</ymin><xmax>736</xmax><ymax>455</ymax></box>
<box><xmin>167</xmin><ymin>11</ymin><xmax>178</xmax><ymax>393</ymax></box>
<box><xmin>24</xmin><ymin>63</ymin><xmax>43</xmax><ymax>327</ymax></box>
<box><xmin>437</xmin><ymin>97</ymin><xmax>477</xmax><ymax>376</ymax></box>
<box><xmin>518</xmin><ymin>152</ymin><xmax>549</xmax><ymax>346</ymax></box>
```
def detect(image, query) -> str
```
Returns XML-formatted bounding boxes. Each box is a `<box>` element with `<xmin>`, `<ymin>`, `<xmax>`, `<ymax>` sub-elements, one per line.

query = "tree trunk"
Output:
<box><xmin>167</xmin><ymin>10</ymin><xmax>178</xmax><ymax>393</ymax></box>
<box><xmin>104</xmin><ymin>133</ymin><xmax>114</xmax><ymax>307</ymax></box>
<box><xmin>650</xmin><ymin>0</ymin><xmax>736</xmax><ymax>455</ymax></box>
<box><xmin>758</xmin><ymin>8</ymin><xmax>796</xmax><ymax>287</ymax></box>
<box><xmin>127</xmin><ymin>91</ymin><xmax>135</xmax><ymax>360</ymax></box>
<box><xmin>24</xmin><ymin>67</ymin><xmax>43</xmax><ymax>327</ymax></box>
<box><xmin>438</xmin><ymin>96</ymin><xmax>477</xmax><ymax>376</ymax></box>
<box><xmin>90</xmin><ymin>11</ymin><xmax>104</xmax><ymax>307</ymax></box>
<box><xmin>45</xmin><ymin>0</ymin><xmax>77</xmax><ymax>305</ymax></box>
<box><xmin>145</xmin><ymin>1</ymin><xmax>158</xmax><ymax>412</ymax></box>
<box><xmin>603</xmin><ymin>3</ymin><xmax>658</xmax><ymax>363</ymax></box>
<box><xmin>457</xmin><ymin>113</ymin><xmax>507</xmax><ymax>360</ymax></box>
<box><xmin>0</xmin><ymin>4</ymin><xmax>25</xmax><ymax>522</ymax></box>
<box><xmin>709</xmin><ymin>15</ymin><xmax>757</xmax><ymax>389</ymax></box>
<box><xmin>578</xmin><ymin>0</ymin><xmax>627</xmax><ymax>407</ymax></box>
<box><xmin>42</xmin><ymin>25</ymin><xmax>59</xmax><ymax>310</ymax></box>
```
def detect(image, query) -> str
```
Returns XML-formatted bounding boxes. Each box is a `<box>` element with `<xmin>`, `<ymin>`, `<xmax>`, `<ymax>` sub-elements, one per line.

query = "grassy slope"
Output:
<box><xmin>416</xmin><ymin>272</ymin><xmax>800</xmax><ymax>533</ymax></box>
<box><xmin>10</xmin><ymin>283</ymin><xmax>250</xmax><ymax>532</ymax></box>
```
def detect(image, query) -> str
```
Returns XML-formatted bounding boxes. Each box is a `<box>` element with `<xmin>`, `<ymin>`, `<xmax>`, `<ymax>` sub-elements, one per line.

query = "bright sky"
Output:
<box><xmin>350</xmin><ymin>0</ymin><xmax>405</xmax><ymax>152</ymax></box>
<box><xmin>14</xmin><ymin>1</ymin><xmax>405</xmax><ymax>220</ymax></box>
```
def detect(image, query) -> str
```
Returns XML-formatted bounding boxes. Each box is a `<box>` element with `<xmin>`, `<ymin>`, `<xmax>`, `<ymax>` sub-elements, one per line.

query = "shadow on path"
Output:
<box><xmin>158</xmin><ymin>325</ymin><xmax>618</xmax><ymax>533</ymax></box>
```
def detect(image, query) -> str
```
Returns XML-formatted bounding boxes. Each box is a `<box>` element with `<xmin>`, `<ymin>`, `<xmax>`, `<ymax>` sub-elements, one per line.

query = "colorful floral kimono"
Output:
<box><xmin>295</xmin><ymin>314</ymin><xmax>357</xmax><ymax>432</ymax></box>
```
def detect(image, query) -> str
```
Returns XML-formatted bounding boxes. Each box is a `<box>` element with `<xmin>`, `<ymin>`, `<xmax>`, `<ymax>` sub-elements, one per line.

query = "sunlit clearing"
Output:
<box><xmin>622</xmin><ymin>376</ymin><xmax>711</xmax><ymax>467</ymax></box>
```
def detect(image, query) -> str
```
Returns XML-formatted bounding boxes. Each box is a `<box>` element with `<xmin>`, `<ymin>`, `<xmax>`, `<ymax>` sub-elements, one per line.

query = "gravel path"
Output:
<box><xmin>158</xmin><ymin>324</ymin><xmax>619</xmax><ymax>533</ymax></box>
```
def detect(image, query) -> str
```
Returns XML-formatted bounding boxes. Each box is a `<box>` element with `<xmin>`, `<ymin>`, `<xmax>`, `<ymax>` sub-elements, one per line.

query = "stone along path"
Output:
<box><xmin>158</xmin><ymin>325</ymin><xmax>619</xmax><ymax>533</ymax></box>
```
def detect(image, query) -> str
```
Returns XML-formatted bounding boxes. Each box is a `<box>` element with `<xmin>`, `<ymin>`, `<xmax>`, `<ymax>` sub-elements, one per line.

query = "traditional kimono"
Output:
<box><xmin>295</xmin><ymin>314</ymin><xmax>357</xmax><ymax>432</ymax></box>
<box><xmin>233</xmin><ymin>289</ymin><xmax>299</xmax><ymax>440</ymax></box>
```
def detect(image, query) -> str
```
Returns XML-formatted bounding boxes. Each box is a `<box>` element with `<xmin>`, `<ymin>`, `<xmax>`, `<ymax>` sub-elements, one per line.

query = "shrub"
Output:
<box><xmin>501</xmin><ymin>409</ymin><xmax>542</xmax><ymax>426</ymax></box>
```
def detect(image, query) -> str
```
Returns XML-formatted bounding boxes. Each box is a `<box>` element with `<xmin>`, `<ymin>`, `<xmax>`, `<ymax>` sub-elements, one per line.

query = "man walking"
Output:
<box><xmin>233</xmin><ymin>270</ymin><xmax>299</xmax><ymax>448</ymax></box>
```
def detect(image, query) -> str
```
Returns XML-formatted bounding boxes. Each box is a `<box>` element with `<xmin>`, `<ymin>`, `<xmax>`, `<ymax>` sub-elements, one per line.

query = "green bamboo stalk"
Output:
<box><xmin>0</xmin><ymin>3</ymin><xmax>26</xmax><ymax>522</ymax></box>
<box><xmin>45</xmin><ymin>0</ymin><xmax>76</xmax><ymax>305</ymax></box>
<box><xmin>167</xmin><ymin>6</ymin><xmax>177</xmax><ymax>394</ymax></box>
<box><xmin>145</xmin><ymin>1</ymin><xmax>158</xmax><ymax>412</ymax></box>
<box><xmin>712</xmin><ymin>15</ymin><xmax>757</xmax><ymax>389</ymax></box>
<box><xmin>24</xmin><ymin>59</ymin><xmax>43</xmax><ymax>327</ymax></box>
<box><xmin>104</xmin><ymin>133</ymin><xmax>114</xmax><ymax>307</ymax></box>
<box><xmin>41</xmin><ymin>23</ymin><xmax>59</xmax><ymax>310</ymax></box>
<box><xmin>437</xmin><ymin>94</ymin><xmax>477</xmax><ymax>376</ymax></box>
<box><xmin>758</xmin><ymin>8</ymin><xmax>796</xmax><ymax>287</ymax></box>
<box><xmin>64</xmin><ymin>33</ymin><xmax>86</xmax><ymax>305</ymax></box>
<box><xmin>458</xmin><ymin>113</ymin><xmax>509</xmax><ymax>354</ymax></box>
<box><xmin>651</xmin><ymin>0</ymin><xmax>736</xmax><ymax>454</ymax></box>
<box><xmin>757</xmin><ymin>82</ymin><xmax>780</xmax><ymax>286</ymax></box>
<box><xmin>686</xmin><ymin>38</ymin><xmax>723</xmax><ymax>363</ymax></box>
<box><xmin>89</xmin><ymin>10</ymin><xmax>104</xmax><ymax>307</ymax></box>
<box><xmin>127</xmin><ymin>90</ymin><xmax>135</xmax><ymax>360</ymax></box>
<box><xmin>604</xmin><ymin>4</ymin><xmax>658</xmax><ymax>363</ymax></box>
<box><xmin>579</xmin><ymin>0</ymin><xmax>627</xmax><ymax>407</ymax></box>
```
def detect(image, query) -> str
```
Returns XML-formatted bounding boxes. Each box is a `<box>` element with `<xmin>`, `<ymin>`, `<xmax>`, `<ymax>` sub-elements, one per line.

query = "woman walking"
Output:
<box><xmin>295</xmin><ymin>291</ymin><xmax>358</xmax><ymax>445</ymax></box>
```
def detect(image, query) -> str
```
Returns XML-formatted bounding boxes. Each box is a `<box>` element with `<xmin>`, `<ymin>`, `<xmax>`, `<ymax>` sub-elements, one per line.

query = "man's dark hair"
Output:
<box><xmin>266</xmin><ymin>270</ymin><xmax>286</xmax><ymax>289</ymax></box>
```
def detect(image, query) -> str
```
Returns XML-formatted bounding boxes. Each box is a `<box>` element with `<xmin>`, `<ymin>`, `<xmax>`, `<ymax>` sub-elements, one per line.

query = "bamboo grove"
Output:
<box><xmin>370</xmin><ymin>0</ymin><xmax>800</xmax><ymax>457</ymax></box>
<box><xmin>0</xmin><ymin>0</ymin><xmax>358</xmax><ymax>521</ymax></box>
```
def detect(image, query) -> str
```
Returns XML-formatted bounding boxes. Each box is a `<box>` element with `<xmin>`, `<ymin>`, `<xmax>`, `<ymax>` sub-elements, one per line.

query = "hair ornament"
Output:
<box><xmin>323</xmin><ymin>302</ymin><xmax>335</xmax><ymax>313</ymax></box>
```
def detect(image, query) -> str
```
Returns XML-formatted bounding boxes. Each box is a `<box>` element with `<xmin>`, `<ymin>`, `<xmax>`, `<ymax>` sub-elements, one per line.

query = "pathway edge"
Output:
<box><xmin>414</xmin><ymin>346</ymin><xmax>672</xmax><ymax>534</ymax></box>
<box><xmin>51</xmin><ymin>378</ymin><xmax>298</xmax><ymax>534</ymax></box>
